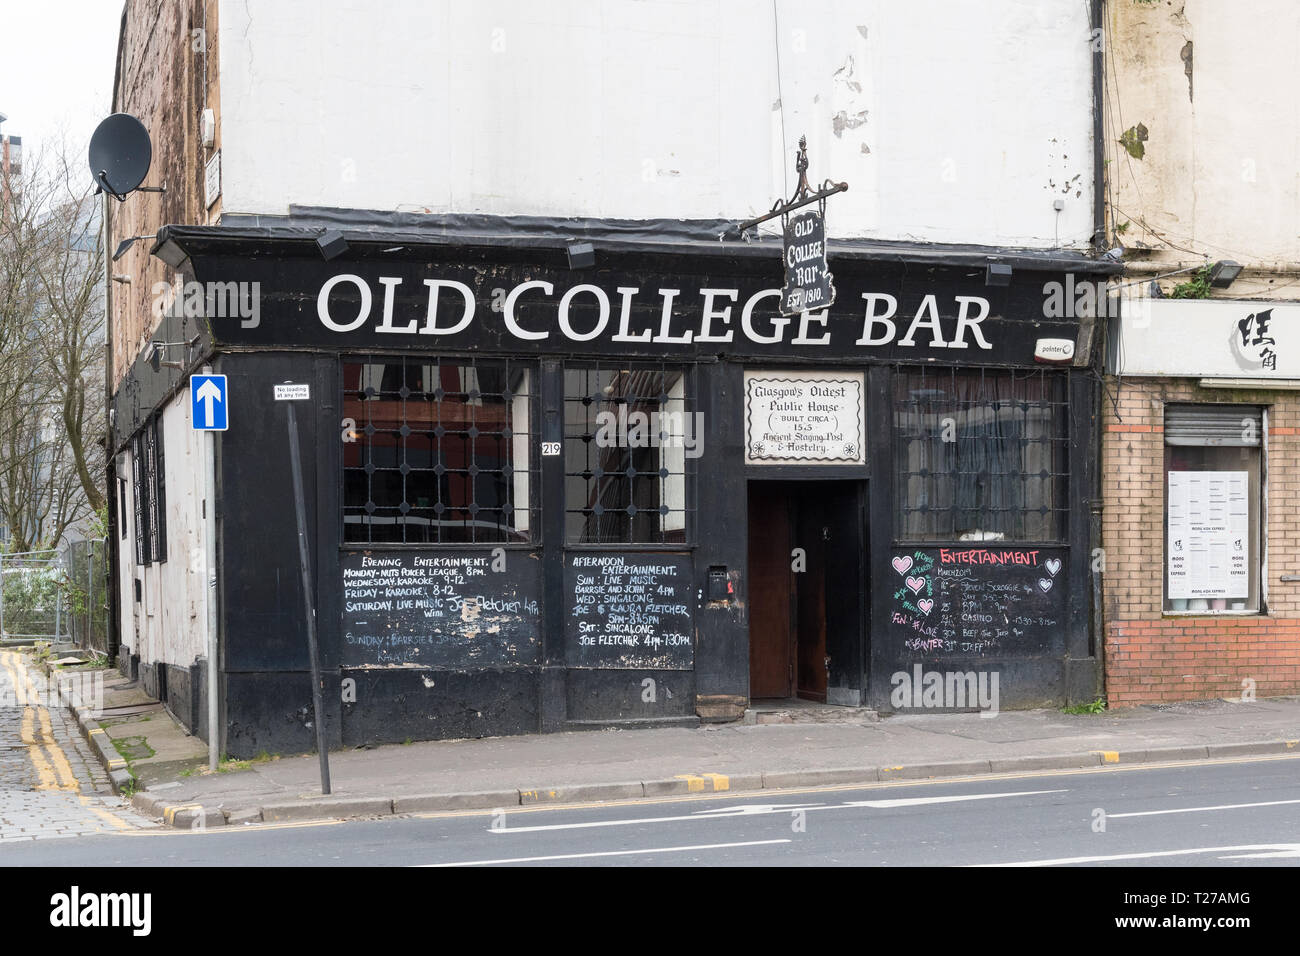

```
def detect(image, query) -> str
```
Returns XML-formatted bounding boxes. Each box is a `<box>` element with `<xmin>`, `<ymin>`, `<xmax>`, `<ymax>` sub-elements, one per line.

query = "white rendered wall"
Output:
<box><xmin>217</xmin><ymin>0</ymin><xmax>1096</xmax><ymax>247</ymax></box>
<box><xmin>117</xmin><ymin>391</ymin><xmax>209</xmax><ymax>669</ymax></box>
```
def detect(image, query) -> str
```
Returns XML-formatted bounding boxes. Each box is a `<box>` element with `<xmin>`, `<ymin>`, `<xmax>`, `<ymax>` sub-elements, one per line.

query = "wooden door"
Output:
<box><xmin>795</xmin><ymin>494</ymin><xmax>828</xmax><ymax>702</ymax></box>
<box><xmin>748</xmin><ymin>484</ymin><xmax>792</xmax><ymax>698</ymax></box>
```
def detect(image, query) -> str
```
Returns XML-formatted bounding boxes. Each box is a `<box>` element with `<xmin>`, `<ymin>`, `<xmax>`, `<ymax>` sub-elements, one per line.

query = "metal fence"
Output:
<box><xmin>0</xmin><ymin>539</ymin><xmax>109</xmax><ymax>651</ymax></box>
<box><xmin>62</xmin><ymin>538</ymin><xmax>109</xmax><ymax>653</ymax></box>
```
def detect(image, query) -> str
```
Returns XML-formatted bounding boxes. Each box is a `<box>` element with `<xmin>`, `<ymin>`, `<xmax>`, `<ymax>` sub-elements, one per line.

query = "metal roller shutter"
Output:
<box><xmin>1164</xmin><ymin>404</ymin><xmax>1263</xmax><ymax>447</ymax></box>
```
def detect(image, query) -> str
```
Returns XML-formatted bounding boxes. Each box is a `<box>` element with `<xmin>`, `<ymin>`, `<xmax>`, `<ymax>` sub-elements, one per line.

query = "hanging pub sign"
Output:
<box><xmin>730</xmin><ymin>134</ymin><xmax>847</xmax><ymax>318</ymax></box>
<box><xmin>782</xmin><ymin>209</ymin><xmax>834</xmax><ymax>316</ymax></box>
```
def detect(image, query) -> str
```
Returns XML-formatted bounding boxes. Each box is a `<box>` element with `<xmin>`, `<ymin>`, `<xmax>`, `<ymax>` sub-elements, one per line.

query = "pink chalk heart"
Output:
<box><xmin>892</xmin><ymin>555</ymin><xmax>913</xmax><ymax>575</ymax></box>
<box><xmin>1038</xmin><ymin>578</ymin><xmax>1053</xmax><ymax>593</ymax></box>
<box><xmin>905</xmin><ymin>575</ymin><xmax>925</xmax><ymax>594</ymax></box>
<box><xmin>917</xmin><ymin>598</ymin><xmax>934</xmax><ymax>615</ymax></box>
<box><xmin>1045</xmin><ymin>558</ymin><xmax>1062</xmax><ymax>577</ymax></box>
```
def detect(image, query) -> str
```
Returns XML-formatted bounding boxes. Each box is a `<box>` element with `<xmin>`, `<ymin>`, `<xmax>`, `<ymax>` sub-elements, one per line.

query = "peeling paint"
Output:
<box><xmin>832</xmin><ymin>109</ymin><xmax>869</xmax><ymax>138</ymax></box>
<box><xmin>1119</xmin><ymin>123</ymin><xmax>1149</xmax><ymax>160</ymax></box>
<box><xmin>832</xmin><ymin>54</ymin><xmax>863</xmax><ymax>93</ymax></box>
<box><xmin>1180</xmin><ymin>40</ymin><xmax>1193</xmax><ymax>101</ymax></box>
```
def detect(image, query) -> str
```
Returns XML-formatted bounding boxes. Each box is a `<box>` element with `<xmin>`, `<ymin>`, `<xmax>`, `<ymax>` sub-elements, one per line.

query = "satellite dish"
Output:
<box><xmin>88</xmin><ymin>113</ymin><xmax>153</xmax><ymax>200</ymax></box>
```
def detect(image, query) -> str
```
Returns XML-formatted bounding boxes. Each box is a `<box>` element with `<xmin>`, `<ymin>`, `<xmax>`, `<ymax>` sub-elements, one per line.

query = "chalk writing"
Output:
<box><xmin>341</xmin><ymin>551</ymin><xmax>540</xmax><ymax>668</ymax></box>
<box><xmin>567</xmin><ymin>553</ymin><xmax>694</xmax><ymax>669</ymax></box>
<box><xmin>887</xmin><ymin>548</ymin><xmax>1064</xmax><ymax>657</ymax></box>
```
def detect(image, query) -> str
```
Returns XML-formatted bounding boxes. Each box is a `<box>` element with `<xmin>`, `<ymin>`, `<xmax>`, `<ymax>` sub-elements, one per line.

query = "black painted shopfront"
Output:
<box><xmin>114</xmin><ymin>224</ymin><xmax>1115</xmax><ymax>756</ymax></box>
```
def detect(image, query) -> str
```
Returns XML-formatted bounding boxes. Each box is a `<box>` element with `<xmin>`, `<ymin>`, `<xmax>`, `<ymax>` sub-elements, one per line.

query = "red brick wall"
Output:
<box><xmin>111</xmin><ymin>0</ymin><xmax>219</xmax><ymax>389</ymax></box>
<box><xmin>1102</xmin><ymin>378</ymin><xmax>1300</xmax><ymax>704</ymax></box>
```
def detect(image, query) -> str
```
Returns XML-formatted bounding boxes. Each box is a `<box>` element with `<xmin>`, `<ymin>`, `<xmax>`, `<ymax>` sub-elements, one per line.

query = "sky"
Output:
<box><xmin>0</xmin><ymin>1</ymin><xmax>124</xmax><ymax>161</ymax></box>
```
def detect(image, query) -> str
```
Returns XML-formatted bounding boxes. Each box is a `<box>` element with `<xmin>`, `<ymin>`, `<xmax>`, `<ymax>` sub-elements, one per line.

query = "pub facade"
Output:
<box><xmin>113</xmin><ymin>223</ymin><xmax>1116</xmax><ymax>754</ymax></box>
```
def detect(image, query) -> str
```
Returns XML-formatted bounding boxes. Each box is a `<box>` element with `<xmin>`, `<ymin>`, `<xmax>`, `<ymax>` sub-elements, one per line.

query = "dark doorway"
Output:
<box><xmin>747</xmin><ymin>480</ymin><xmax>865</xmax><ymax>703</ymax></box>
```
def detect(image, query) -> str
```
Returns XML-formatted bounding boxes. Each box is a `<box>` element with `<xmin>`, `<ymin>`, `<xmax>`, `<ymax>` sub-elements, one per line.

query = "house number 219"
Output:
<box><xmin>542</xmin><ymin>442</ymin><xmax>562</xmax><ymax>456</ymax></box>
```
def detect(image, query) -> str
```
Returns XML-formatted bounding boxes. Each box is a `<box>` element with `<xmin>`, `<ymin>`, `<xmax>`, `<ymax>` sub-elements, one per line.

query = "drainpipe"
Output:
<box><xmin>1091</xmin><ymin>0</ymin><xmax>1107</xmax><ymax>255</ymax></box>
<box><xmin>1090</xmin><ymin>0</ymin><xmax>1108</xmax><ymax>699</ymax></box>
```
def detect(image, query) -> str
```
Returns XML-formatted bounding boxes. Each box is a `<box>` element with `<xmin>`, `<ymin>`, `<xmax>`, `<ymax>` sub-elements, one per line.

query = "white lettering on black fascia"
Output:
<box><xmin>855</xmin><ymin>291</ymin><xmax>993</xmax><ymax>350</ymax></box>
<box><xmin>315</xmin><ymin>277</ymin><xmax>996</xmax><ymax>350</ymax></box>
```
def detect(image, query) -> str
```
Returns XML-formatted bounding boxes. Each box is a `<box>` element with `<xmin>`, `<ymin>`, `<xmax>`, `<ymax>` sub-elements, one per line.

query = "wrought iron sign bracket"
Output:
<box><xmin>722</xmin><ymin>136</ymin><xmax>848</xmax><ymax>241</ymax></box>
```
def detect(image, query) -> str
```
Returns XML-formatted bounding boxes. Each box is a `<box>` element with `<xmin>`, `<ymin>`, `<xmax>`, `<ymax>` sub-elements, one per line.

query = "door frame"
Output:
<box><xmin>745</xmin><ymin>476</ymin><xmax>869</xmax><ymax>704</ymax></box>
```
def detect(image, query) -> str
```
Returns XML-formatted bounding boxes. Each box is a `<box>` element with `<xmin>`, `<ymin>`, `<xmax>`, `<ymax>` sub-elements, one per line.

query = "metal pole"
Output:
<box><xmin>286</xmin><ymin>400</ymin><xmax>330</xmax><ymax>794</ymax></box>
<box><xmin>202</xmin><ymin>366</ymin><xmax>220</xmax><ymax>773</ymax></box>
<box><xmin>103</xmin><ymin>187</ymin><xmax>121</xmax><ymax>664</ymax></box>
<box><xmin>1</xmin><ymin>549</ymin><xmax>6</xmax><ymax>639</ymax></box>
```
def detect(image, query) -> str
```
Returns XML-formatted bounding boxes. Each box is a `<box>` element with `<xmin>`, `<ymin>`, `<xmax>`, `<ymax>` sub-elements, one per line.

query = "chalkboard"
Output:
<box><xmin>566</xmin><ymin>553</ymin><xmax>695</xmax><ymax>669</ymax></box>
<box><xmin>341</xmin><ymin>551</ymin><xmax>541</xmax><ymax>668</ymax></box>
<box><xmin>885</xmin><ymin>547</ymin><xmax>1066</xmax><ymax>657</ymax></box>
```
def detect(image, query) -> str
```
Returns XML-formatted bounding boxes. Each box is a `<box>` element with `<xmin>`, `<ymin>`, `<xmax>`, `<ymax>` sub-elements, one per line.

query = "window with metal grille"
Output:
<box><xmin>130</xmin><ymin>417</ymin><xmax>167</xmax><ymax>564</ymax></box>
<box><xmin>564</xmin><ymin>363</ymin><xmax>693</xmax><ymax>545</ymax></box>
<box><xmin>342</xmin><ymin>356</ymin><xmax>536</xmax><ymax>544</ymax></box>
<box><xmin>151</xmin><ymin>417</ymin><xmax>167</xmax><ymax>562</ymax></box>
<box><xmin>893</xmin><ymin>366</ymin><xmax>1069</xmax><ymax>542</ymax></box>
<box><xmin>131</xmin><ymin>434</ymin><xmax>147</xmax><ymax>565</ymax></box>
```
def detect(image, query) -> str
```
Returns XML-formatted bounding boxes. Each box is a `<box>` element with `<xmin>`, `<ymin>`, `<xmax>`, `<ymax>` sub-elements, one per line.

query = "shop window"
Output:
<box><xmin>342</xmin><ymin>356</ymin><xmax>536</xmax><ymax>544</ymax></box>
<box><xmin>893</xmin><ymin>367</ymin><xmax>1069</xmax><ymax>542</ymax></box>
<box><xmin>564</xmin><ymin>363</ymin><xmax>692</xmax><ymax>545</ymax></box>
<box><xmin>1163</xmin><ymin>404</ymin><xmax>1263</xmax><ymax>613</ymax></box>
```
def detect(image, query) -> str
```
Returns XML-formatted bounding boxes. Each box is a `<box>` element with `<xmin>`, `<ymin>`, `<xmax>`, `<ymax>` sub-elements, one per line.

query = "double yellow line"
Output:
<box><xmin>0</xmin><ymin>650</ymin><xmax>131</xmax><ymax>829</ymax></box>
<box><xmin>1</xmin><ymin>649</ymin><xmax>79</xmax><ymax>791</ymax></box>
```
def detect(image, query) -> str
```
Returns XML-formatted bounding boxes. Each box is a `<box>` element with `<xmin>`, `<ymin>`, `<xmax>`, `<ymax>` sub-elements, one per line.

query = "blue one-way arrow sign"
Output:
<box><xmin>191</xmin><ymin>374</ymin><xmax>228</xmax><ymax>431</ymax></box>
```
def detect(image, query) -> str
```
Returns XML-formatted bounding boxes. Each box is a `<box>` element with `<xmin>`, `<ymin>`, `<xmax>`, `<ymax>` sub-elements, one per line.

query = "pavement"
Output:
<box><xmin>62</xmin><ymin>662</ymin><xmax>1294</xmax><ymax>831</ymax></box>
<box><xmin>9</xmin><ymin>647</ymin><xmax>1299</xmax><ymax>833</ymax></box>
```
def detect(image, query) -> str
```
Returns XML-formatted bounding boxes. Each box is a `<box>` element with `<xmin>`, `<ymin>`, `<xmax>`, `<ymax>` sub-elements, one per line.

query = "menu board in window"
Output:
<box><xmin>1167</xmin><ymin>471</ymin><xmax>1249</xmax><ymax>599</ymax></box>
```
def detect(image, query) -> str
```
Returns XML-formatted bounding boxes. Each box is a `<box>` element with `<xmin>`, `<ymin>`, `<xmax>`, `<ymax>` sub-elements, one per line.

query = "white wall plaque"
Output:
<box><xmin>205</xmin><ymin>150</ymin><xmax>221</xmax><ymax>209</ymax></box>
<box><xmin>744</xmin><ymin>371</ymin><xmax>865</xmax><ymax>465</ymax></box>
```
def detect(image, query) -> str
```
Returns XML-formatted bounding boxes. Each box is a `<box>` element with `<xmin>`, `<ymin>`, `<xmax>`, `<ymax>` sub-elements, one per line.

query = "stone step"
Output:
<box><xmin>743</xmin><ymin>704</ymin><xmax>880</xmax><ymax>725</ymax></box>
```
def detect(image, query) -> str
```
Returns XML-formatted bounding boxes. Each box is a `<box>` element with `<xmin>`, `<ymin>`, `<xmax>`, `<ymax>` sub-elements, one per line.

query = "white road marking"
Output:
<box><xmin>1108</xmin><ymin>797</ymin><xmax>1300</xmax><ymax>819</ymax></box>
<box><xmin>421</xmin><ymin>839</ymin><xmax>791</xmax><ymax>867</ymax></box>
<box><xmin>1219</xmin><ymin>847</ymin><xmax>1300</xmax><ymax>859</ymax></box>
<box><xmin>491</xmin><ymin>790</ymin><xmax>1066</xmax><ymax>833</ymax></box>
<box><xmin>842</xmin><ymin>790</ymin><xmax>1067</xmax><ymax>809</ymax></box>
<box><xmin>693</xmin><ymin>803</ymin><xmax>826</xmax><ymax>815</ymax></box>
<box><xmin>976</xmin><ymin>844</ymin><xmax>1300</xmax><ymax>867</ymax></box>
